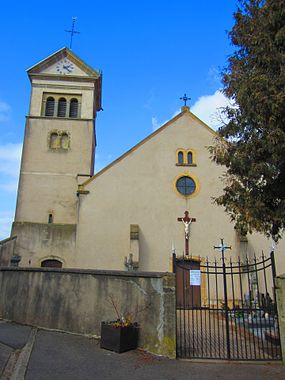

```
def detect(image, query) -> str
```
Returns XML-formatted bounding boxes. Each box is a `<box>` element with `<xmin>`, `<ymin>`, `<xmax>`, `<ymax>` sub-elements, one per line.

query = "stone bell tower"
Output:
<box><xmin>12</xmin><ymin>47</ymin><xmax>102</xmax><ymax>267</ymax></box>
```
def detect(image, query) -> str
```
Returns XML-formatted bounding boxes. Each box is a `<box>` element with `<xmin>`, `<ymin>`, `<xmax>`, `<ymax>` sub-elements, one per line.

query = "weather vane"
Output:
<box><xmin>65</xmin><ymin>17</ymin><xmax>80</xmax><ymax>50</ymax></box>
<box><xmin>180</xmin><ymin>93</ymin><xmax>191</xmax><ymax>106</ymax></box>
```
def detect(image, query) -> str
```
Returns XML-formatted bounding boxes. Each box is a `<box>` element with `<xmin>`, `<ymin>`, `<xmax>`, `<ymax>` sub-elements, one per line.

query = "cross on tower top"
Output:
<box><xmin>65</xmin><ymin>17</ymin><xmax>80</xmax><ymax>50</ymax></box>
<box><xmin>180</xmin><ymin>93</ymin><xmax>191</xmax><ymax>107</ymax></box>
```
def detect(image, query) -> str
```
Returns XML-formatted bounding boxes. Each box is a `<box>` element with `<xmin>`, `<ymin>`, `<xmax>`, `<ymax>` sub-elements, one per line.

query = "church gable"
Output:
<box><xmin>27</xmin><ymin>47</ymin><xmax>101</xmax><ymax>78</ymax></box>
<box><xmin>76</xmin><ymin>106</ymin><xmax>227</xmax><ymax>272</ymax></box>
<box><xmin>81</xmin><ymin>107</ymin><xmax>222</xmax><ymax>190</ymax></box>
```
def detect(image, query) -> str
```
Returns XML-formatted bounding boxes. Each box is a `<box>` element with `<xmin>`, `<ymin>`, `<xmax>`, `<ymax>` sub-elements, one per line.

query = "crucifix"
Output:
<box><xmin>177</xmin><ymin>211</ymin><xmax>196</xmax><ymax>256</ymax></box>
<box><xmin>65</xmin><ymin>16</ymin><xmax>80</xmax><ymax>50</ymax></box>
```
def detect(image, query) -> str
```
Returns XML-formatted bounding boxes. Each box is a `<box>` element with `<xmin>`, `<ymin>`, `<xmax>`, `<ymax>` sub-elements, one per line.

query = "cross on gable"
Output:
<box><xmin>179</xmin><ymin>93</ymin><xmax>191</xmax><ymax>107</ymax></box>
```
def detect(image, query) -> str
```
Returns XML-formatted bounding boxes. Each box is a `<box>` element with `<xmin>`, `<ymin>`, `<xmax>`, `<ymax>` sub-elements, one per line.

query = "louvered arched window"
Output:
<box><xmin>45</xmin><ymin>97</ymin><xmax>55</xmax><ymax>116</ymax></box>
<box><xmin>69</xmin><ymin>98</ymin><xmax>79</xmax><ymax>118</ymax></box>
<box><xmin>57</xmin><ymin>98</ymin><xmax>67</xmax><ymax>117</ymax></box>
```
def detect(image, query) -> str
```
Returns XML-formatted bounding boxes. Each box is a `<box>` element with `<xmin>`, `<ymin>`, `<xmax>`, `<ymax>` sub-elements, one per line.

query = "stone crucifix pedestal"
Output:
<box><xmin>177</xmin><ymin>211</ymin><xmax>196</xmax><ymax>256</ymax></box>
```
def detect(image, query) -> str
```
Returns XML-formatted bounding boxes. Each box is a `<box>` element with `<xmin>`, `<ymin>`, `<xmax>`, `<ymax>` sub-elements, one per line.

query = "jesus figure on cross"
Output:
<box><xmin>183</xmin><ymin>218</ymin><xmax>191</xmax><ymax>240</ymax></box>
<box><xmin>177</xmin><ymin>211</ymin><xmax>196</xmax><ymax>255</ymax></box>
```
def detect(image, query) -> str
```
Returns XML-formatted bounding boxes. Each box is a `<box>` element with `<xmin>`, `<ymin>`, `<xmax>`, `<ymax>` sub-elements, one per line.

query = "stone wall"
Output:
<box><xmin>275</xmin><ymin>274</ymin><xmax>285</xmax><ymax>364</ymax></box>
<box><xmin>0</xmin><ymin>236</ymin><xmax>17</xmax><ymax>266</ymax></box>
<box><xmin>0</xmin><ymin>268</ymin><xmax>176</xmax><ymax>358</ymax></box>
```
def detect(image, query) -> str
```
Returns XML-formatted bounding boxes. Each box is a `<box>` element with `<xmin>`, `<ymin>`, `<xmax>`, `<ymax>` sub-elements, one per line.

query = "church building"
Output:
<box><xmin>3</xmin><ymin>47</ymin><xmax>285</xmax><ymax>278</ymax></box>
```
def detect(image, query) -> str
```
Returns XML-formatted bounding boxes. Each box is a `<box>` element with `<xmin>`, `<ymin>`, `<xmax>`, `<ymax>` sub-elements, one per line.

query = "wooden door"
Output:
<box><xmin>176</xmin><ymin>260</ymin><xmax>201</xmax><ymax>309</ymax></box>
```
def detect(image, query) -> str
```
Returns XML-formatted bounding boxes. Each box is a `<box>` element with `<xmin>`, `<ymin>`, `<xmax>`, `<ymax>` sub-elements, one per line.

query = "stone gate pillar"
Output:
<box><xmin>275</xmin><ymin>274</ymin><xmax>285</xmax><ymax>364</ymax></box>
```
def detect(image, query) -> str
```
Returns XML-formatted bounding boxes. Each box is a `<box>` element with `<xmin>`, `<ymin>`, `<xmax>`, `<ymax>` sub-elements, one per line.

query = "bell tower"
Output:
<box><xmin>12</xmin><ymin>47</ymin><xmax>102</xmax><ymax>267</ymax></box>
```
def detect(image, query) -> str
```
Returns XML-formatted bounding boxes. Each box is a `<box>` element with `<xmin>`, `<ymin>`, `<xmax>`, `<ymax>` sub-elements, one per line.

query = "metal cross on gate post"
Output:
<box><xmin>214</xmin><ymin>238</ymin><xmax>231</xmax><ymax>258</ymax></box>
<box><xmin>177</xmin><ymin>211</ymin><xmax>196</xmax><ymax>256</ymax></box>
<box><xmin>214</xmin><ymin>238</ymin><xmax>231</xmax><ymax>359</ymax></box>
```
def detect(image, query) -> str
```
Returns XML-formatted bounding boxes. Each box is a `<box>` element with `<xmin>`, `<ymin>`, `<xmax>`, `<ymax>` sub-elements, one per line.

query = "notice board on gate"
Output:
<box><xmin>190</xmin><ymin>270</ymin><xmax>201</xmax><ymax>286</ymax></box>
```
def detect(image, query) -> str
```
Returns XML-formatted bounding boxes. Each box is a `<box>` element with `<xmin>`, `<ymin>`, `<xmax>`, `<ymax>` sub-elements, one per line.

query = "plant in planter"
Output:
<box><xmin>100</xmin><ymin>296</ymin><xmax>141</xmax><ymax>353</ymax></box>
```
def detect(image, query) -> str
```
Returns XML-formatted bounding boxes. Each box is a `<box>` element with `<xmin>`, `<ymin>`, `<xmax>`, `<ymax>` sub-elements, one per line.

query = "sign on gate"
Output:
<box><xmin>190</xmin><ymin>270</ymin><xmax>201</xmax><ymax>286</ymax></box>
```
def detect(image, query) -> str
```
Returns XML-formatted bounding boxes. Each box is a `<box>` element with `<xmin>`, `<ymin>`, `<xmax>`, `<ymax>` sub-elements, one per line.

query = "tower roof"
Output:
<box><xmin>27</xmin><ymin>47</ymin><xmax>101</xmax><ymax>78</ymax></box>
<box><xmin>26</xmin><ymin>47</ymin><xmax>102</xmax><ymax>112</ymax></box>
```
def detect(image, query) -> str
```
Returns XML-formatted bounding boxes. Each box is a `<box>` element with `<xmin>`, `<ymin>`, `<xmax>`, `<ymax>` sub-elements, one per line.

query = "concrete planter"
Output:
<box><xmin>100</xmin><ymin>322</ymin><xmax>139</xmax><ymax>353</ymax></box>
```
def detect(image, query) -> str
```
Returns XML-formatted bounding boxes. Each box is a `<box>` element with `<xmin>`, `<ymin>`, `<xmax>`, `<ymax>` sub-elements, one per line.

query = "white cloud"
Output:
<box><xmin>0</xmin><ymin>101</ymin><xmax>11</xmax><ymax>122</ymax></box>
<box><xmin>0</xmin><ymin>143</ymin><xmax>22</xmax><ymax>193</ymax></box>
<box><xmin>152</xmin><ymin>91</ymin><xmax>234</xmax><ymax>132</ymax></box>
<box><xmin>0</xmin><ymin>181</ymin><xmax>19</xmax><ymax>193</ymax></box>
<box><xmin>191</xmin><ymin>90</ymin><xmax>232</xmax><ymax>130</ymax></box>
<box><xmin>0</xmin><ymin>143</ymin><xmax>22</xmax><ymax>160</ymax></box>
<box><xmin>0</xmin><ymin>211</ymin><xmax>14</xmax><ymax>240</ymax></box>
<box><xmin>151</xmin><ymin>117</ymin><xmax>160</xmax><ymax>131</ymax></box>
<box><xmin>151</xmin><ymin>109</ymin><xmax>180</xmax><ymax>132</ymax></box>
<box><xmin>207</xmin><ymin>67</ymin><xmax>221</xmax><ymax>85</ymax></box>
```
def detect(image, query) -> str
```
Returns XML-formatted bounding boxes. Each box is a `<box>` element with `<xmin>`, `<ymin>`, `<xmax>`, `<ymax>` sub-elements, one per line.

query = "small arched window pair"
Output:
<box><xmin>49</xmin><ymin>131</ymin><xmax>70</xmax><ymax>150</ymax></box>
<box><xmin>176</xmin><ymin>149</ymin><xmax>196</xmax><ymax>166</ymax></box>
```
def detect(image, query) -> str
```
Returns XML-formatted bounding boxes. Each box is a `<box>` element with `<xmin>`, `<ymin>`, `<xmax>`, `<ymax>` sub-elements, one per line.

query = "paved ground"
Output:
<box><xmin>0</xmin><ymin>320</ymin><xmax>284</xmax><ymax>380</ymax></box>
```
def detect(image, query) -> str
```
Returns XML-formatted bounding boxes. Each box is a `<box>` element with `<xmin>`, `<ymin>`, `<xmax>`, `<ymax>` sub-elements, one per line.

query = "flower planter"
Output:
<box><xmin>100</xmin><ymin>322</ymin><xmax>139</xmax><ymax>353</ymax></box>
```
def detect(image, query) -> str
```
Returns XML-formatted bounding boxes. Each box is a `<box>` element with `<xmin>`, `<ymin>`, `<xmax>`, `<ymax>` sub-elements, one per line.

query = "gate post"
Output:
<box><xmin>172</xmin><ymin>253</ymin><xmax>176</xmax><ymax>273</ymax></box>
<box><xmin>275</xmin><ymin>274</ymin><xmax>285</xmax><ymax>364</ymax></box>
<box><xmin>221</xmin><ymin>249</ymin><xmax>231</xmax><ymax>360</ymax></box>
<box><xmin>214</xmin><ymin>239</ymin><xmax>231</xmax><ymax>360</ymax></box>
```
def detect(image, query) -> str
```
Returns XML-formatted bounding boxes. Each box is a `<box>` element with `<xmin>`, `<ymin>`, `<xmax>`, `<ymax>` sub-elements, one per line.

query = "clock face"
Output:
<box><xmin>56</xmin><ymin>59</ymin><xmax>74</xmax><ymax>75</ymax></box>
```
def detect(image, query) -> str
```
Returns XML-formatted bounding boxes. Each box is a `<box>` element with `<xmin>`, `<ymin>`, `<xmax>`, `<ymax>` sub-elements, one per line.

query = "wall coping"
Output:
<box><xmin>0</xmin><ymin>236</ymin><xmax>17</xmax><ymax>244</ymax></box>
<box><xmin>0</xmin><ymin>267</ymin><xmax>174</xmax><ymax>279</ymax></box>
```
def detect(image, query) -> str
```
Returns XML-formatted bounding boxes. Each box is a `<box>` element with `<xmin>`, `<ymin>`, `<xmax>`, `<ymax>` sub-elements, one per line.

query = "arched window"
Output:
<box><xmin>69</xmin><ymin>98</ymin><xmax>78</xmax><ymax>118</ymax></box>
<box><xmin>57</xmin><ymin>98</ymin><xmax>67</xmax><ymax>117</ymax></box>
<box><xmin>50</xmin><ymin>132</ymin><xmax>61</xmax><ymax>149</ymax></box>
<box><xmin>187</xmin><ymin>151</ymin><xmax>193</xmax><ymax>165</ymax></box>
<box><xmin>61</xmin><ymin>133</ymin><xmax>70</xmax><ymax>149</ymax></box>
<box><xmin>41</xmin><ymin>259</ymin><xmax>62</xmax><ymax>268</ymax></box>
<box><xmin>45</xmin><ymin>97</ymin><xmax>55</xmax><ymax>116</ymax></box>
<box><xmin>178</xmin><ymin>151</ymin><xmax>184</xmax><ymax>165</ymax></box>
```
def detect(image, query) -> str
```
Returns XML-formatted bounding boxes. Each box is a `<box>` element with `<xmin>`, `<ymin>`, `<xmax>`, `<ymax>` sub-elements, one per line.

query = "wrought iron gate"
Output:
<box><xmin>174</xmin><ymin>252</ymin><xmax>282</xmax><ymax>360</ymax></box>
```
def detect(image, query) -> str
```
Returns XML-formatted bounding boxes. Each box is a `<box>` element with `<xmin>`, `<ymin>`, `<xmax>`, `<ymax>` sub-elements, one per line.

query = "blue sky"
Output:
<box><xmin>0</xmin><ymin>0</ymin><xmax>237</xmax><ymax>239</ymax></box>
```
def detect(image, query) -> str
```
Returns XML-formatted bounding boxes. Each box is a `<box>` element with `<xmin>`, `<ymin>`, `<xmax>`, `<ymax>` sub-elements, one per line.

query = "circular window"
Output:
<box><xmin>176</xmin><ymin>176</ymin><xmax>196</xmax><ymax>196</ymax></box>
